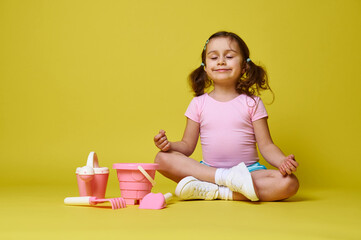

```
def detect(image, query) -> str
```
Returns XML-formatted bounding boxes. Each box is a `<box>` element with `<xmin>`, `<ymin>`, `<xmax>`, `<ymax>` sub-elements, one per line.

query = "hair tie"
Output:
<box><xmin>246</xmin><ymin>58</ymin><xmax>251</xmax><ymax>63</ymax></box>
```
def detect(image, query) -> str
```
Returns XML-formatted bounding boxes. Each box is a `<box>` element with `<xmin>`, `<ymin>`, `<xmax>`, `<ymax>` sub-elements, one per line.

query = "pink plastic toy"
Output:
<box><xmin>76</xmin><ymin>152</ymin><xmax>109</xmax><ymax>198</ymax></box>
<box><xmin>113</xmin><ymin>163</ymin><xmax>159</xmax><ymax>205</ymax></box>
<box><xmin>139</xmin><ymin>192</ymin><xmax>173</xmax><ymax>210</ymax></box>
<box><xmin>64</xmin><ymin>196</ymin><xmax>126</xmax><ymax>210</ymax></box>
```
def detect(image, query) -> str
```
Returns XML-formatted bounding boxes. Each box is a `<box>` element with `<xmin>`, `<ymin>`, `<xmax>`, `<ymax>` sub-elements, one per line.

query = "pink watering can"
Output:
<box><xmin>76</xmin><ymin>152</ymin><xmax>109</xmax><ymax>198</ymax></box>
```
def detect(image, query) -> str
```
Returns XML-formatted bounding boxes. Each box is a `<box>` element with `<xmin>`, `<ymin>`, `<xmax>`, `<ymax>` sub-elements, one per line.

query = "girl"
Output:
<box><xmin>154</xmin><ymin>31</ymin><xmax>299</xmax><ymax>202</ymax></box>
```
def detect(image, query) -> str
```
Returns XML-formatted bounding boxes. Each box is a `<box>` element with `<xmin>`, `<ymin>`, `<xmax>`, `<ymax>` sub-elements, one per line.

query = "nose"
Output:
<box><xmin>217</xmin><ymin>57</ymin><xmax>226</xmax><ymax>65</ymax></box>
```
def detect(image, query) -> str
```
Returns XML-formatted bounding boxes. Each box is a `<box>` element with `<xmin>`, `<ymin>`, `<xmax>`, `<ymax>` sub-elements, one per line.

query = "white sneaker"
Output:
<box><xmin>175</xmin><ymin>176</ymin><xmax>219</xmax><ymax>200</ymax></box>
<box><xmin>226</xmin><ymin>163</ymin><xmax>259</xmax><ymax>201</ymax></box>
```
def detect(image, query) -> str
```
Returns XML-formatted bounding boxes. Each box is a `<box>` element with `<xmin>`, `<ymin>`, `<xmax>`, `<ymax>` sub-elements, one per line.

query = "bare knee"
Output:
<box><xmin>154</xmin><ymin>151</ymin><xmax>187</xmax><ymax>183</ymax></box>
<box><xmin>154</xmin><ymin>151</ymin><xmax>172</xmax><ymax>171</ymax></box>
<box><xmin>282</xmin><ymin>174</ymin><xmax>299</xmax><ymax>199</ymax></box>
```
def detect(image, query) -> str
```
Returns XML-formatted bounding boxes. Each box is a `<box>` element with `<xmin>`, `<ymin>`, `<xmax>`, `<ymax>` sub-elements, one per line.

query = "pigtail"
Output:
<box><xmin>188</xmin><ymin>65</ymin><xmax>211</xmax><ymax>96</ymax></box>
<box><xmin>236</xmin><ymin>60</ymin><xmax>272</xmax><ymax>99</ymax></box>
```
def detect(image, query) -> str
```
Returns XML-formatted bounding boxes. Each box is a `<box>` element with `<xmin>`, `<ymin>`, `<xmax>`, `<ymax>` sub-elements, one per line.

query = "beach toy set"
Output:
<box><xmin>64</xmin><ymin>152</ymin><xmax>172</xmax><ymax>210</ymax></box>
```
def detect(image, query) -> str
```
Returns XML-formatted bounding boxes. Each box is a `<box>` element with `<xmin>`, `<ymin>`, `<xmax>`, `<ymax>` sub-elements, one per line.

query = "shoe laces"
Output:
<box><xmin>193</xmin><ymin>184</ymin><xmax>211</xmax><ymax>197</ymax></box>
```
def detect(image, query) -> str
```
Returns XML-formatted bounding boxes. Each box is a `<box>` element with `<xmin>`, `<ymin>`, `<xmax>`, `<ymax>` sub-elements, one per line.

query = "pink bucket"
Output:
<box><xmin>113</xmin><ymin>163</ymin><xmax>159</xmax><ymax>205</ymax></box>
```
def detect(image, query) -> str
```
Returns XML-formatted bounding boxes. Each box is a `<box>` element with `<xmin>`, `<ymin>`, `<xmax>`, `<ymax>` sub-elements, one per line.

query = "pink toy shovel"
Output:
<box><xmin>139</xmin><ymin>192</ymin><xmax>173</xmax><ymax>210</ymax></box>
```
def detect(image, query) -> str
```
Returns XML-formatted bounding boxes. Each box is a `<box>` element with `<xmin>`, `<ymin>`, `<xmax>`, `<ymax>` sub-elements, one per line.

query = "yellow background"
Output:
<box><xmin>1</xmin><ymin>0</ymin><xmax>360</xmax><ymax>239</ymax></box>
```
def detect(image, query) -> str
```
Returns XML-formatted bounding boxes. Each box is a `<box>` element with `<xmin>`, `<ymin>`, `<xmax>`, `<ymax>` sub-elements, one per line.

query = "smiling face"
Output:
<box><xmin>204</xmin><ymin>37</ymin><xmax>245</xmax><ymax>87</ymax></box>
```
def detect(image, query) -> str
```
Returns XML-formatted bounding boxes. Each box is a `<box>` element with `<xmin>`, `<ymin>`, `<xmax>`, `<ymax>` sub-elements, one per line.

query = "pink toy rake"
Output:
<box><xmin>64</xmin><ymin>196</ymin><xmax>127</xmax><ymax>210</ymax></box>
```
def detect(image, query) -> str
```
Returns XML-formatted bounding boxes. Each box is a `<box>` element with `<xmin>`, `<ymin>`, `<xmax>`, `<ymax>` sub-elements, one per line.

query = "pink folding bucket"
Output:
<box><xmin>113</xmin><ymin>163</ymin><xmax>159</xmax><ymax>205</ymax></box>
<box><xmin>76</xmin><ymin>152</ymin><xmax>109</xmax><ymax>198</ymax></box>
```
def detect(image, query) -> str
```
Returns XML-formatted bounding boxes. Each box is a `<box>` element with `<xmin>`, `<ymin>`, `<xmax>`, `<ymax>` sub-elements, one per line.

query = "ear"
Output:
<box><xmin>241</xmin><ymin>61</ymin><xmax>248</xmax><ymax>74</ymax></box>
<box><xmin>241</xmin><ymin>65</ymin><xmax>246</xmax><ymax>74</ymax></box>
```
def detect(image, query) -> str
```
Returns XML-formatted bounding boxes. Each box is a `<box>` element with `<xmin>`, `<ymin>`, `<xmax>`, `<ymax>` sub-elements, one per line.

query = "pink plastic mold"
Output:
<box><xmin>113</xmin><ymin>163</ymin><xmax>159</xmax><ymax>205</ymax></box>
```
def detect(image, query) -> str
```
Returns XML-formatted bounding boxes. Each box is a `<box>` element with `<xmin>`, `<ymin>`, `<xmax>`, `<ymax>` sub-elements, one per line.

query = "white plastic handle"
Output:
<box><xmin>137</xmin><ymin>165</ymin><xmax>156</xmax><ymax>187</ymax></box>
<box><xmin>164</xmin><ymin>193</ymin><xmax>173</xmax><ymax>202</ymax></box>
<box><xmin>86</xmin><ymin>152</ymin><xmax>99</xmax><ymax>168</ymax></box>
<box><xmin>64</xmin><ymin>197</ymin><xmax>91</xmax><ymax>205</ymax></box>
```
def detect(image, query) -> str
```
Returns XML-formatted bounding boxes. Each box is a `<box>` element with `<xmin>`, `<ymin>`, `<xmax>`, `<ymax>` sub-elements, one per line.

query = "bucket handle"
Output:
<box><xmin>137</xmin><ymin>165</ymin><xmax>156</xmax><ymax>187</ymax></box>
<box><xmin>86</xmin><ymin>152</ymin><xmax>100</xmax><ymax>168</ymax></box>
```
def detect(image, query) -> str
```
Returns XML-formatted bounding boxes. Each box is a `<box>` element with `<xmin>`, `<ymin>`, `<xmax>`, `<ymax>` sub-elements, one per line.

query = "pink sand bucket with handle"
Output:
<box><xmin>76</xmin><ymin>152</ymin><xmax>109</xmax><ymax>198</ymax></box>
<box><xmin>113</xmin><ymin>163</ymin><xmax>159</xmax><ymax>205</ymax></box>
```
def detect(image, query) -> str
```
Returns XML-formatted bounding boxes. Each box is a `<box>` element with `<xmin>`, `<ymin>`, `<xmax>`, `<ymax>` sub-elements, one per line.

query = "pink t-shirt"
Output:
<box><xmin>185</xmin><ymin>93</ymin><xmax>268</xmax><ymax>168</ymax></box>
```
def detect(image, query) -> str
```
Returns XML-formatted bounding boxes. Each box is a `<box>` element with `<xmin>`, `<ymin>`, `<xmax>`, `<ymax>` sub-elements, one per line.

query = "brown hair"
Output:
<box><xmin>189</xmin><ymin>31</ymin><xmax>273</xmax><ymax>100</ymax></box>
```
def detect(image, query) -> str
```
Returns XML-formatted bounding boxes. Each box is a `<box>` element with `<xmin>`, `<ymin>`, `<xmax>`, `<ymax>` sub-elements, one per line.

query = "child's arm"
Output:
<box><xmin>154</xmin><ymin>118</ymin><xmax>200</xmax><ymax>157</ymax></box>
<box><xmin>253</xmin><ymin>118</ymin><xmax>299</xmax><ymax>176</ymax></box>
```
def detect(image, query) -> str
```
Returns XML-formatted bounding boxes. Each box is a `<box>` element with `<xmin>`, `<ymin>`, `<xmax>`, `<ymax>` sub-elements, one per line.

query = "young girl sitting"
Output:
<box><xmin>153</xmin><ymin>31</ymin><xmax>299</xmax><ymax>202</ymax></box>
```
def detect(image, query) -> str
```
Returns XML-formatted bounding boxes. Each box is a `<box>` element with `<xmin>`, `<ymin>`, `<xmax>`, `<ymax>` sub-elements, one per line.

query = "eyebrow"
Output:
<box><xmin>207</xmin><ymin>49</ymin><xmax>238</xmax><ymax>55</ymax></box>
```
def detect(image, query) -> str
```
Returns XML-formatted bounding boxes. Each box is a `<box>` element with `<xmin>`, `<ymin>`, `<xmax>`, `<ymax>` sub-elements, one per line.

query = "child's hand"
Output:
<box><xmin>154</xmin><ymin>129</ymin><xmax>171</xmax><ymax>152</ymax></box>
<box><xmin>279</xmin><ymin>154</ymin><xmax>298</xmax><ymax>176</ymax></box>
